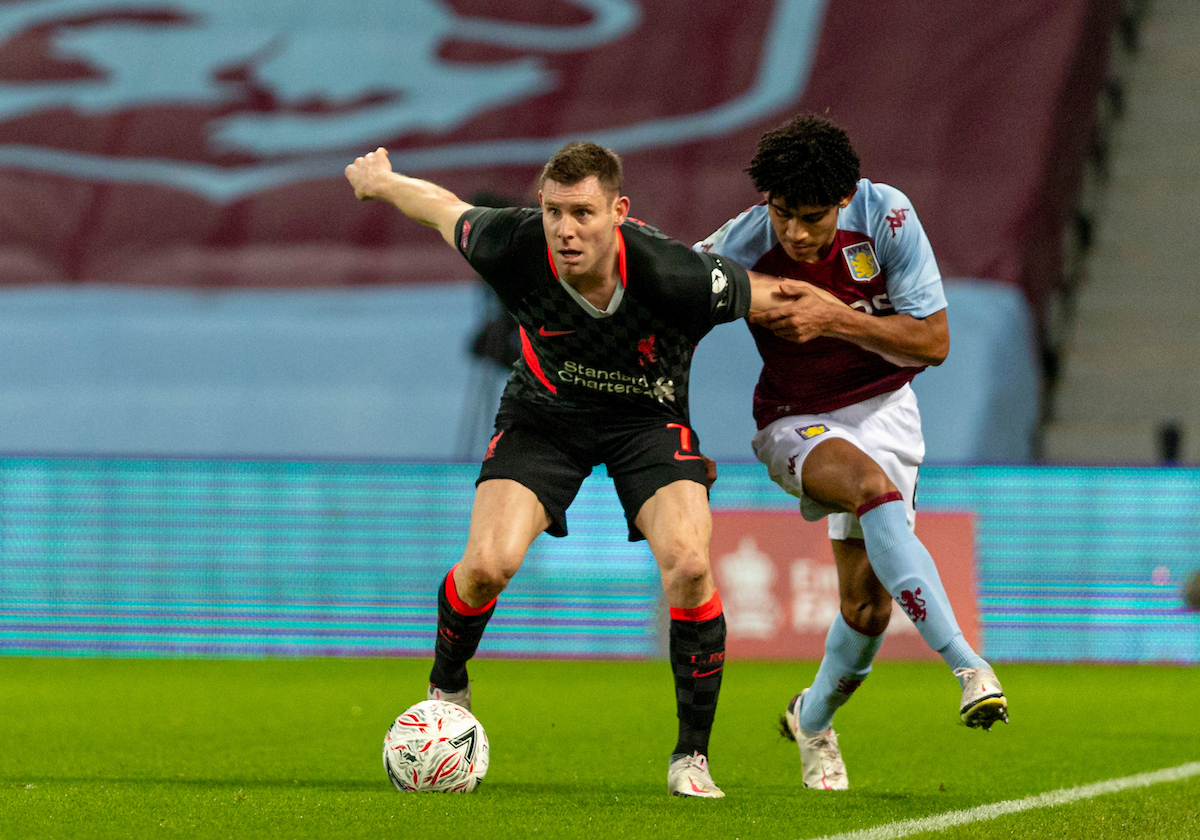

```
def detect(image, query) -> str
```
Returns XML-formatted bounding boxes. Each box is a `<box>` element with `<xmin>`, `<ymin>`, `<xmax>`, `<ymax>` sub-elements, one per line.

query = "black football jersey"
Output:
<box><xmin>455</xmin><ymin>207</ymin><xmax>751</xmax><ymax>422</ymax></box>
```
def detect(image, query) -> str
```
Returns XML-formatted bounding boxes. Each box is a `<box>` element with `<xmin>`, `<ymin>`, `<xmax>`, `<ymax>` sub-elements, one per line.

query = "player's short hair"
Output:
<box><xmin>747</xmin><ymin>114</ymin><xmax>861</xmax><ymax>208</ymax></box>
<box><xmin>539</xmin><ymin>142</ymin><xmax>623</xmax><ymax>197</ymax></box>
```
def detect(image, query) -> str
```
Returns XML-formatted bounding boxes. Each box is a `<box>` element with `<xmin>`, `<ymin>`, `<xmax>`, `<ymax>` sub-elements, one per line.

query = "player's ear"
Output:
<box><xmin>613</xmin><ymin>194</ymin><xmax>630</xmax><ymax>225</ymax></box>
<box><xmin>839</xmin><ymin>188</ymin><xmax>856</xmax><ymax>209</ymax></box>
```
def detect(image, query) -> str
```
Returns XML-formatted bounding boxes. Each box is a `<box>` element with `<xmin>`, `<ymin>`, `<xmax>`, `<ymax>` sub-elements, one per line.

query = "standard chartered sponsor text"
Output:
<box><xmin>558</xmin><ymin>360</ymin><xmax>674</xmax><ymax>400</ymax></box>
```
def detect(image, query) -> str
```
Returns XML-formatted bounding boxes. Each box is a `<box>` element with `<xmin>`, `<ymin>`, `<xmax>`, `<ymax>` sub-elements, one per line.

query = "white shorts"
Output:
<box><xmin>750</xmin><ymin>384</ymin><xmax>925</xmax><ymax>540</ymax></box>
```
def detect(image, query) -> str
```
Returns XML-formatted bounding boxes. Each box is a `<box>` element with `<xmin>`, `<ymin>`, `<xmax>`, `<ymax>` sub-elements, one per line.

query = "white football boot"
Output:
<box><xmin>427</xmin><ymin>682</ymin><xmax>471</xmax><ymax>712</ymax></box>
<box><xmin>954</xmin><ymin>666</ymin><xmax>1008</xmax><ymax>730</ymax></box>
<box><xmin>784</xmin><ymin>689</ymin><xmax>849</xmax><ymax>790</ymax></box>
<box><xmin>667</xmin><ymin>752</ymin><xmax>725</xmax><ymax>798</ymax></box>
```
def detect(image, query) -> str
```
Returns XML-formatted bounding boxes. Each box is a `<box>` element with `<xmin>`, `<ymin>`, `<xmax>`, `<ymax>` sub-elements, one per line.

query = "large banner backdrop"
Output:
<box><xmin>0</xmin><ymin>0</ymin><xmax>1115</xmax><ymax>314</ymax></box>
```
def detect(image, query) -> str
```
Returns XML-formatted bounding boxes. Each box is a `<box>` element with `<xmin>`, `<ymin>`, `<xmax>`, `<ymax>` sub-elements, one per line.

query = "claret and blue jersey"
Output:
<box><xmin>695</xmin><ymin>178</ymin><xmax>948</xmax><ymax>427</ymax></box>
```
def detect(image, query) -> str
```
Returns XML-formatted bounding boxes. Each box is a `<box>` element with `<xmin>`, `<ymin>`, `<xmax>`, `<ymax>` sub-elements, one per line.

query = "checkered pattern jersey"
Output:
<box><xmin>455</xmin><ymin>207</ymin><xmax>751</xmax><ymax>424</ymax></box>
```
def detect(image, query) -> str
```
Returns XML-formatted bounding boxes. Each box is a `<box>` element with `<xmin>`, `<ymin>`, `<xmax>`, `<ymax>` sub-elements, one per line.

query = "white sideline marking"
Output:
<box><xmin>813</xmin><ymin>762</ymin><xmax>1200</xmax><ymax>840</ymax></box>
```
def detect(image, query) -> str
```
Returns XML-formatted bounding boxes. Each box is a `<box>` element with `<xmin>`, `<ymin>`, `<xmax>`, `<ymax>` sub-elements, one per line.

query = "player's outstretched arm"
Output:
<box><xmin>747</xmin><ymin>271</ymin><xmax>845</xmax><ymax>313</ymax></box>
<box><xmin>345</xmin><ymin>148</ymin><xmax>473</xmax><ymax>247</ymax></box>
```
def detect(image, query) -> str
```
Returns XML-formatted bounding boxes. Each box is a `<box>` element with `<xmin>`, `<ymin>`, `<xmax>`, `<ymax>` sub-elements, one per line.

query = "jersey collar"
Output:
<box><xmin>544</xmin><ymin>227</ymin><xmax>627</xmax><ymax>318</ymax></box>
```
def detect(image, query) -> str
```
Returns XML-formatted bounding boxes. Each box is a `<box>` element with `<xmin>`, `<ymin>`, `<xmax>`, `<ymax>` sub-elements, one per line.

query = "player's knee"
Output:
<box><xmin>458</xmin><ymin>549</ymin><xmax>520</xmax><ymax>597</ymax></box>
<box><xmin>655</xmin><ymin>541</ymin><xmax>710</xmax><ymax>587</ymax></box>
<box><xmin>673</xmin><ymin>554</ymin><xmax>711</xmax><ymax>586</ymax></box>
<box><xmin>457</xmin><ymin>566</ymin><xmax>513</xmax><ymax>605</ymax></box>
<box><xmin>842</xmin><ymin>596</ymin><xmax>891</xmax><ymax>636</ymax></box>
<box><xmin>849</xmin><ymin>469</ymin><xmax>898</xmax><ymax>510</ymax></box>
<box><xmin>676</xmin><ymin>555</ymin><xmax>711</xmax><ymax>587</ymax></box>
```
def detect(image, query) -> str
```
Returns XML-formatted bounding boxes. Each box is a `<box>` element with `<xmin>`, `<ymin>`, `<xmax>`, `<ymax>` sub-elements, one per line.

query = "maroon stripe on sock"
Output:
<box><xmin>670</xmin><ymin>591</ymin><xmax>723</xmax><ymax>622</ymax></box>
<box><xmin>842</xmin><ymin>613</ymin><xmax>886</xmax><ymax>638</ymax></box>
<box><xmin>444</xmin><ymin>563</ymin><xmax>497</xmax><ymax>616</ymax></box>
<box><xmin>856</xmin><ymin>491</ymin><xmax>904</xmax><ymax>519</ymax></box>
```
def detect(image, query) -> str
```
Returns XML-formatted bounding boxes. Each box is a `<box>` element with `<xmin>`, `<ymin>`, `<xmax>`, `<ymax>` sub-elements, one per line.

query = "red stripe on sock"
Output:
<box><xmin>856</xmin><ymin>491</ymin><xmax>903</xmax><ymax>519</ymax></box>
<box><xmin>670</xmin><ymin>591</ymin><xmax>723</xmax><ymax>622</ymax></box>
<box><xmin>445</xmin><ymin>563</ymin><xmax>496</xmax><ymax>616</ymax></box>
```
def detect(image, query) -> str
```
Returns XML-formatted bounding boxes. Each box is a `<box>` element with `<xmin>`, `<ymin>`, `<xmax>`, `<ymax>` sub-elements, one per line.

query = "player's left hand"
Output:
<box><xmin>773</xmin><ymin>279</ymin><xmax>842</xmax><ymax>305</ymax></box>
<box><xmin>750</xmin><ymin>283</ymin><xmax>847</xmax><ymax>343</ymax></box>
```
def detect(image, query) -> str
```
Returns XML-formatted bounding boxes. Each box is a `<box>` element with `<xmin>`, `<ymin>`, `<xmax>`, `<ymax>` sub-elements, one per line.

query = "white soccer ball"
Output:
<box><xmin>383</xmin><ymin>700</ymin><xmax>489</xmax><ymax>793</ymax></box>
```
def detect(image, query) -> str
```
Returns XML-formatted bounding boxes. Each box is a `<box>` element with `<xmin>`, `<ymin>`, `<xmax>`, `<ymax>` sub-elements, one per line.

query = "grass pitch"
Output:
<box><xmin>1</xmin><ymin>657</ymin><xmax>1198</xmax><ymax>839</ymax></box>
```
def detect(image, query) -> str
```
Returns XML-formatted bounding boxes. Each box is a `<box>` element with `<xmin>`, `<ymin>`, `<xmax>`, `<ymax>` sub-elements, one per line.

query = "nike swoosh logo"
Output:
<box><xmin>538</xmin><ymin>327</ymin><xmax>575</xmax><ymax>337</ymax></box>
<box><xmin>674</xmin><ymin>452</ymin><xmax>704</xmax><ymax>461</ymax></box>
<box><xmin>691</xmin><ymin>666</ymin><xmax>723</xmax><ymax>678</ymax></box>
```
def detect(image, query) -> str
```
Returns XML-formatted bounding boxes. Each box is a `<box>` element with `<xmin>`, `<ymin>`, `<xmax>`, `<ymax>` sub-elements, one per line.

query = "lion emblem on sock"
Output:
<box><xmin>898</xmin><ymin>588</ymin><xmax>927</xmax><ymax>623</ymax></box>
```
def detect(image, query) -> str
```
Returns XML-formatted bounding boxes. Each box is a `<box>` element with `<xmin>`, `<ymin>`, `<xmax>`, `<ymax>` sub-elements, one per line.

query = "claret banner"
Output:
<box><xmin>711</xmin><ymin>510</ymin><xmax>980</xmax><ymax>660</ymax></box>
<box><xmin>0</xmin><ymin>0</ymin><xmax>824</xmax><ymax>286</ymax></box>
<box><xmin>0</xmin><ymin>0</ymin><xmax>1114</xmax><ymax>309</ymax></box>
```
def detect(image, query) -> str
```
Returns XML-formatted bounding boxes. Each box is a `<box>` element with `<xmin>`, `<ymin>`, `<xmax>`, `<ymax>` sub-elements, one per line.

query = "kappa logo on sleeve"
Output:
<box><xmin>886</xmin><ymin>207</ymin><xmax>910</xmax><ymax>237</ymax></box>
<box><xmin>795</xmin><ymin>424</ymin><xmax>829</xmax><ymax>440</ymax></box>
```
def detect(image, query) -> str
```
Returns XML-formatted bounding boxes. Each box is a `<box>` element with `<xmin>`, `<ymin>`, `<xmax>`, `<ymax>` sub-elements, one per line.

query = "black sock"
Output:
<box><xmin>669</xmin><ymin>596</ymin><xmax>726</xmax><ymax>757</ymax></box>
<box><xmin>428</xmin><ymin>566</ymin><xmax>496</xmax><ymax>691</ymax></box>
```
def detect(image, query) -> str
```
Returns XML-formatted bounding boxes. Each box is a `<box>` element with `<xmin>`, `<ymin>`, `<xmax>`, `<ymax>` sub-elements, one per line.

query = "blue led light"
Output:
<box><xmin>0</xmin><ymin>459</ymin><xmax>1197</xmax><ymax>662</ymax></box>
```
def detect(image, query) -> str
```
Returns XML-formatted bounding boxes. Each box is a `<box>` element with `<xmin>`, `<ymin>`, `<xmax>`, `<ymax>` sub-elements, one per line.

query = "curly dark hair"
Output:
<box><xmin>539</xmin><ymin>141</ymin><xmax>623</xmax><ymax>196</ymax></box>
<box><xmin>746</xmin><ymin>115</ymin><xmax>860</xmax><ymax>208</ymax></box>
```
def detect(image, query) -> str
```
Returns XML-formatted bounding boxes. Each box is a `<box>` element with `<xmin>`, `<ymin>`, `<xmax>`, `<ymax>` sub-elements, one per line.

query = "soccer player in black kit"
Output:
<box><xmin>346</xmin><ymin>141</ymin><xmax>801</xmax><ymax>797</ymax></box>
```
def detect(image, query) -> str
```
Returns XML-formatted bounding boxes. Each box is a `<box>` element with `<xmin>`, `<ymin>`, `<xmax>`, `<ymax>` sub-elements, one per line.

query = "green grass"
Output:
<box><xmin>1</xmin><ymin>658</ymin><xmax>1198</xmax><ymax>839</ymax></box>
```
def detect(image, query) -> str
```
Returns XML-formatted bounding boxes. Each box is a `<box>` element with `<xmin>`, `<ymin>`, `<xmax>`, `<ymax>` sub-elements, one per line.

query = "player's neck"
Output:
<box><xmin>799</xmin><ymin>240</ymin><xmax>837</xmax><ymax>264</ymax></box>
<box><xmin>562</xmin><ymin>250</ymin><xmax>620</xmax><ymax>308</ymax></box>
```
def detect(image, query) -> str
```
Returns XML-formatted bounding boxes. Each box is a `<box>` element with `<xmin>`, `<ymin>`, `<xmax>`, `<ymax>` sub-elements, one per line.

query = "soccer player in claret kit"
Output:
<box><xmin>696</xmin><ymin>114</ymin><xmax>1009</xmax><ymax>791</ymax></box>
<box><xmin>346</xmin><ymin>141</ymin><xmax>802</xmax><ymax>798</ymax></box>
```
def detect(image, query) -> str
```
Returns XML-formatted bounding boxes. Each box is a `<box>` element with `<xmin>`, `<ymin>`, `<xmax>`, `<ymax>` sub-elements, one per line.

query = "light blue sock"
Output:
<box><xmin>798</xmin><ymin>612</ymin><xmax>883</xmax><ymax>733</ymax></box>
<box><xmin>939</xmin><ymin>633</ymin><xmax>987</xmax><ymax>675</ymax></box>
<box><xmin>858</xmin><ymin>499</ymin><xmax>987</xmax><ymax>672</ymax></box>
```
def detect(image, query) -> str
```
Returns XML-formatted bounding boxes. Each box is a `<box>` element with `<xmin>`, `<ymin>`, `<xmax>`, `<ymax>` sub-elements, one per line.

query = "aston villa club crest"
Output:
<box><xmin>842</xmin><ymin>241</ymin><xmax>880</xmax><ymax>282</ymax></box>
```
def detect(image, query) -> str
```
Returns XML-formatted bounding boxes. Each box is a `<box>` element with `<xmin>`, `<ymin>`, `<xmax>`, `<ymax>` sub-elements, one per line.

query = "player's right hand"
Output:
<box><xmin>345</xmin><ymin>147</ymin><xmax>393</xmax><ymax>201</ymax></box>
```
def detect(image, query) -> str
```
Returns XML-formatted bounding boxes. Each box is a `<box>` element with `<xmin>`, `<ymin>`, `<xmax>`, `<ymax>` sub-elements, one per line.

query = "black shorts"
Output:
<box><xmin>476</xmin><ymin>398</ymin><xmax>711</xmax><ymax>541</ymax></box>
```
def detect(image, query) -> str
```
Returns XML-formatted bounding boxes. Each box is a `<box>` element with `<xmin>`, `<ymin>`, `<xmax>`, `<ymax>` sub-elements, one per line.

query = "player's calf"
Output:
<box><xmin>429</xmin><ymin>564</ymin><xmax>497</xmax><ymax>695</ymax></box>
<box><xmin>668</xmin><ymin>594</ymin><xmax>725</xmax><ymax>758</ymax></box>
